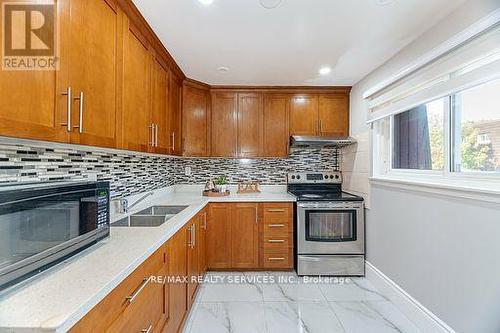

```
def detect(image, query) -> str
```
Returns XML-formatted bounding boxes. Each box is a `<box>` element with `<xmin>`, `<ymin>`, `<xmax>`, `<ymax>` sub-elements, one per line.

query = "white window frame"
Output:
<box><xmin>371</xmin><ymin>91</ymin><xmax>500</xmax><ymax>204</ymax></box>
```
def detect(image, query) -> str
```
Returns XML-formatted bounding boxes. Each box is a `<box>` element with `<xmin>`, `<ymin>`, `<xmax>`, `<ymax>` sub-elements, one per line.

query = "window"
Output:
<box><xmin>452</xmin><ymin>79</ymin><xmax>500</xmax><ymax>173</ymax></box>
<box><xmin>392</xmin><ymin>98</ymin><xmax>445</xmax><ymax>171</ymax></box>
<box><xmin>380</xmin><ymin>79</ymin><xmax>500</xmax><ymax>177</ymax></box>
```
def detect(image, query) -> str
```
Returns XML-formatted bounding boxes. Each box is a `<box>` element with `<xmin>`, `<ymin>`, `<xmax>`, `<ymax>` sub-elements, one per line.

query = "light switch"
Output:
<box><xmin>185</xmin><ymin>166</ymin><xmax>192</xmax><ymax>176</ymax></box>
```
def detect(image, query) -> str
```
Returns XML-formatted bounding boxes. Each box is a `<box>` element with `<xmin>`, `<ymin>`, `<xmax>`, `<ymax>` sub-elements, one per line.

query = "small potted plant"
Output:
<box><xmin>214</xmin><ymin>176</ymin><xmax>228</xmax><ymax>193</ymax></box>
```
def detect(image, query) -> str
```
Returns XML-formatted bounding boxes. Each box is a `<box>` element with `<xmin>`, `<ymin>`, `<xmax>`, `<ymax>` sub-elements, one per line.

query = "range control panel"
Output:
<box><xmin>287</xmin><ymin>172</ymin><xmax>342</xmax><ymax>184</ymax></box>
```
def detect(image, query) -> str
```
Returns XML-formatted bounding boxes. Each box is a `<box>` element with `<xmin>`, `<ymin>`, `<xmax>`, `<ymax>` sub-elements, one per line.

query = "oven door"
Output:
<box><xmin>297</xmin><ymin>201</ymin><xmax>364</xmax><ymax>254</ymax></box>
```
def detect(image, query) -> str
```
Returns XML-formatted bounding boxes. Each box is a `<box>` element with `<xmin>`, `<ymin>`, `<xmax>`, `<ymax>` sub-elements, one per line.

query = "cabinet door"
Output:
<box><xmin>198</xmin><ymin>210</ymin><xmax>208</xmax><ymax>274</ymax></box>
<box><xmin>187</xmin><ymin>221</ymin><xmax>199</xmax><ymax>309</ymax></box>
<box><xmin>122</xmin><ymin>22</ymin><xmax>150</xmax><ymax>152</ymax></box>
<box><xmin>318</xmin><ymin>94</ymin><xmax>349</xmax><ymax>137</ymax></box>
<box><xmin>237</xmin><ymin>93</ymin><xmax>263</xmax><ymax>157</ymax></box>
<box><xmin>183</xmin><ymin>85</ymin><xmax>209</xmax><ymax>156</ymax></box>
<box><xmin>151</xmin><ymin>57</ymin><xmax>170</xmax><ymax>154</ymax></box>
<box><xmin>207</xmin><ymin>203</ymin><xmax>231</xmax><ymax>269</ymax></box>
<box><xmin>69</xmin><ymin>0</ymin><xmax>120</xmax><ymax>148</ymax></box>
<box><xmin>289</xmin><ymin>95</ymin><xmax>318</xmax><ymax>136</ymax></box>
<box><xmin>231</xmin><ymin>203</ymin><xmax>259</xmax><ymax>268</ymax></box>
<box><xmin>165</xmin><ymin>228</ymin><xmax>188</xmax><ymax>333</ymax></box>
<box><xmin>263</xmin><ymin>94</ymin><xmax>289</xmax><ymax>157</ymax></box>
<box><xmin>0</xmin><ymin>1</ymin><xmax>68</xmax><ymax>143</ymax></box>
<box><xmin>211</xmin><ymin>93</ymin><xmax>237</xmax><ymax>157</ymax></box>
<box><xmin>169</xmin><ymin>74</ymin><xmax>183</xmax><ymax>155</ymax></box>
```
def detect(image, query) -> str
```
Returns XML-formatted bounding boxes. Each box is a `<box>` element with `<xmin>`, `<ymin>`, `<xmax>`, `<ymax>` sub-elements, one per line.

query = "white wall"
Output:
<box><xmin>348</xmin><ymin>0</ymin><xmax>500</xmax><ymax>332</ymax></box>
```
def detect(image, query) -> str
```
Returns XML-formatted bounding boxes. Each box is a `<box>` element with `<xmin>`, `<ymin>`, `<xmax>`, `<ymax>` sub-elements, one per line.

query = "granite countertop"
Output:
<box><xmin>0</xmin><ymin>185</ymin><xmax>296</xmax><ymax>333</ymax></box>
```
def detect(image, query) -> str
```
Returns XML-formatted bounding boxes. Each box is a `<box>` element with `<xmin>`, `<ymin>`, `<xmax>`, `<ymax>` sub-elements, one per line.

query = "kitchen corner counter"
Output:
<box><xmin>0</xmin><ymin>186</ymin><xmax>296</xmax><ymax>333</ymax></box>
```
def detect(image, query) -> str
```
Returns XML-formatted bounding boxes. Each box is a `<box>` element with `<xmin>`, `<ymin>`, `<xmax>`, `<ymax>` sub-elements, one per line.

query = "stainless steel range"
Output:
<box><xmin>287</xmin><ymin>172</ymin><xmax>365</xmax><ymax>276</ymax></box>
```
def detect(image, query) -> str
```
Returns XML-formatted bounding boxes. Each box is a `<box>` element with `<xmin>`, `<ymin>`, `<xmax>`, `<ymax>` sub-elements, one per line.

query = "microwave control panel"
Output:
<box><xmin>97</xmin><ymin>189</ymin><xmax>109</xmax><ymax>228</ymax></box>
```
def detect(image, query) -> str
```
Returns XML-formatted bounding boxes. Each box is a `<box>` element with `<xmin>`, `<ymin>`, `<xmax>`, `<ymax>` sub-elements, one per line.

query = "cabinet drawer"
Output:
<box><xmin>70</xmin><ymin>247</ymin><xmax>166</xmax><ymax>332</ymax></box>
<box><xmin>263</xmin><ymin>222</ymin><xmax>289</xmax><ymax>236</ymax></box>
<box><xmin>263</xmin><ymin>251</ymin><xmax>291</xmax><ymax>269</ymax></box>
<box><xmin>263</xmin><ymin>236</ymin><xmax>290</xmax><ymax>249</ymax></box>
<box><xmin>262</xmin><ymin>203</ymin><xmax>292</xmax><ymax>219</ymax></box>
<box><xmin>106</xmin><ymin>272</ymin><xmax>164</xmax><ymax>333</ymax></box>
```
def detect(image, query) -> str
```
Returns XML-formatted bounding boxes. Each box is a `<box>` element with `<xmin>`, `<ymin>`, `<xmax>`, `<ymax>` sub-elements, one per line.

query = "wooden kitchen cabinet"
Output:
<box><xmin>237</xmin><ymin>93</ymin><xmax>263</xmax><ymax>157</ymax></box>
<box><xmin>182</xmin><ymin>84</ymin><xmax>210</xmax><ymax>156</ymax></box>
<box><xmin>318</xmin><ymin>94</ymin><xmax>349</xmax><ymax>137</ymax></box>
<box><xmin>198</xmin><ymin>209</ymin><xmax>208</xmax><ymax>274</ymax></box>
<box><xmin>150</xmin><ymin>56</ymin><xmax>170</xmax><ymax>154</ymax></box>
<box><xmin>230</xmin><ymin>203</ymin><xmax>259</xmax><ymax>268</ymax></box>
<box><xmin>121</xmin><ymin>20</ymin><xmax>151</xmax><ymax>152</ymax></box>
<box><xmin>169</xmin><ymin>73</ymin><xmax>183</xmax><ymax>155</ymax></box>
<box><xmin>207</xmin><ymin>203</ymin><xmax>232</xmax><ymax>269</ymax></box>
<box><xmin>289</xmin><ymin>95</ymin><xmax>318</xmax><ymax>136</ymax></box>
<box><xmin>70</xmin><ymin>246</ymin><xmax>167</xmax><ymax>333</ymax></box>
<box><xmin>187</xmin><ymin>217</ymin><xmax>199</xmax><ymax>308</ymax></box>
<box><xmin>260</xmin><ymin>203</ymin><xmax>294</xmax><ymax>269</ymax></box>
<box><xmin>263</xmin><ymin>94</ymin><xmax>289</xmax><ymax>157</ymax></box>
<box><xmin>211</xmin><ymin>92</ymin><xmax>238</xmax><ymax>157</ymax></box>
<box><xmin>68</xmin><ymin>0</ymin><xmax>121</xmax><ymax>148</ymax></box>
<box><xmin>165</xmin><ymin>226</ymin><xmax>188</xmax><ymax>333</ymax></box>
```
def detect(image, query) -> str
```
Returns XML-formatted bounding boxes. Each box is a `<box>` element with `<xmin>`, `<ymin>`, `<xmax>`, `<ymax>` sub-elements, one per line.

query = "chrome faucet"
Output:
<box><xmin>119</xmin><ymin>191</ymin><xmax>154</xmax><ymax>214</ymax></box>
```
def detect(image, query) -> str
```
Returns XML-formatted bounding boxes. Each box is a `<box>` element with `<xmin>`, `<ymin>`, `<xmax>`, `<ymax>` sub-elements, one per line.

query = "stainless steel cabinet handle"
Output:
<box><xmin>61</xmin><ymin>87</ymin><xmax>72</xmax><ymax>131</ymax></box>
<box><xmin>268</xmin><ymin>224</ymin><xmax>285</xmax><ymax>228</ymax></box>
<box><xmin>192</xmin><ymin>223</ymin><xmax>196</xmax><ymax>248</ymax></box>
<box><xmin>187</xmin><ymin>224</ymin><xmax>193</xmax><ymax>248</ymax></box>
<box><xmin>202</xmin><ymin>213</ymin><xmax>207</xmax><ymax>230</ymax></box>
<box><xmin>268</xmin><ymin>257</ymin><xmax>285</xmax><ymax>261</ymax></box>
<box><xmin>255</xmin><ymin>205</ymin><xmax>258</xmax><ymax>224</ymax></box>
<box><xmin>73</xmin><ymin>91</ymin><xmax>84</xmax><ymax>133</ymax></box>
<box><xmin>149</xmin><ymin>124</ymin><xmax>155</xmax><ymax>146</ymax></box>
<box><xmin>172</xmin><ymin>132</ymin><xmax>176</xmax><ymax>151</ymax></box>
<box><xmin>268</xmin><ymin>239</ymin><xmax>285</xmax><ymax>243</ymax></box>
<box><xmin>141</xmin><ymin>324</ymin><xmax>153</xmax><ymax>333</ymax></box>
<box><xmin>125</xmin><ymin>277</ymin><xmax>150</xmax><ymax>304</ymax></box>
<box><xmin>267</xmin><ymin>209</ymin><xmax>285</xmax><ymax>213</ymax></box>
<box><xmin>319</xmin><ymin>120</ymin><xmax>323</xmax><ymax>133</ymax></box>
<box><xmin>154</xmin><ymin>124</ymin><xmax>159</xmax><ymax>147</ymax></box>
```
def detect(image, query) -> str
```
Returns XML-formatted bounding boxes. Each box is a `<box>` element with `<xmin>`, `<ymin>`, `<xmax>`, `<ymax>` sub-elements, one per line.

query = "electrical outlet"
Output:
<box><xmin>185</xmin><ymin>166</ymin><xmax>192</xmax><ymax>176</ymax></box>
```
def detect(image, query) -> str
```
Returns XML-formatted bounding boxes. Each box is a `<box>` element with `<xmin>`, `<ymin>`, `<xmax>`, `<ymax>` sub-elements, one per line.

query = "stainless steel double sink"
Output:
<box><xmin>112</xmin><ymin>205</ymin><xmax>188</xmax><ymax>227</ymax></box>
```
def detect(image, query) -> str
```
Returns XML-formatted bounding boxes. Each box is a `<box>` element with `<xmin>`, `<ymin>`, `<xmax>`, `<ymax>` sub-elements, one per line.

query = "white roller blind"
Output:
<box><xmin>365</xmin><ymin>23</ymin><xmax>500</xmax><ymax>124</ymax></box>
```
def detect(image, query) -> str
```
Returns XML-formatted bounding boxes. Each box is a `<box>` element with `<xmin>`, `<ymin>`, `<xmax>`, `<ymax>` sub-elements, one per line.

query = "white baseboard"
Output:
<box><xmin>365</xmin><ymin>261</ymin><xmax>456</xmax><ymax>333</ymax></box>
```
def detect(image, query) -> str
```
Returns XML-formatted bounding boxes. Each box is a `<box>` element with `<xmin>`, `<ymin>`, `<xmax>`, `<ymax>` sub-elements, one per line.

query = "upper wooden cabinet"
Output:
<box><xmin>169</xmin><ymin>74</ymin><xmax>183</xmax><ymax>155</ymax></box>
<box><xmin>263</xmin><ymin>94</ymin><xmax>289</xmax><ymax>157</ymax></box>
<box><xmin>69</xmin><ymin>0</ymin><xmax>121</xmax><ymax>148</ymax></box>
<box><xmin>122</xmin><ymin>22</ymin><xmax>151</xmax><ymax>152</ymax></box>
<box><xmin>211</xmin><ymin>92</ymin><xmax>238</xmax><ymax>157</ymax></box>
<box><xmin>150</xmin><ymin>57</ymin><xmax>170</xmax><ymax>154</ymax></box>
<box><xmin>289</xmin><ymin>95</ymin><xmax>319</xmax><ymax>136</ymax></box>
<box><xmin>182</xmin><ymin>84</ymin><xmax>210</xmax><ymax>156</ymax></box>
<box><xmin>237</xmin><ymin>93</ymin><xmax>263</xmax><ymax>158</ymax></box>
<box><xmin>289</xmin><ymin>93</ymin><xmax>350</xmax><ymax>137</ymax></box>
<box><xmin>318</xmin><ymin>94</ymin><xmax>349</xmax><ymax>137</ymax></box>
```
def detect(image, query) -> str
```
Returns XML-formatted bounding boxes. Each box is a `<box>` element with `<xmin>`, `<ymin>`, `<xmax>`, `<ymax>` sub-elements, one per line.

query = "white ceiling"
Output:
<box><xmin>133</xmin><ymin>0</ymin><xmax>465</xmax><ymax>86</ymax></box>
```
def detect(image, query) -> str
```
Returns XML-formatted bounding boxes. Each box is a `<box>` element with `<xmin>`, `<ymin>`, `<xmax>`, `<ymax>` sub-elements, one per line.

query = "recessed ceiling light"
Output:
<box><xmin>376</xmin><ymin>0</ymin><xmax>395</xmax><ymax>5</ymax></box>
<box><xmin>198</xmin><ymin>0</ymin><xmax>214</xmax><ymax>6</ymax></box>
<box><xmin>259</xmin><ymin>0</ymin><xmax>282</xmax><ymax>9</ymax></box>
<box><xmin>319</xmin><ymin>66</ymin><xmax>332</xmax><ymax>75</ymax></box>
<box><xmin>217</xmin><ymin>66</ymin><xmax>229</xmax><ymax>73</ymax></box>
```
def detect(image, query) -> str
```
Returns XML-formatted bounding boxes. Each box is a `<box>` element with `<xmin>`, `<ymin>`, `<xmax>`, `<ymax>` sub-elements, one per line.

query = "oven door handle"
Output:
<box><xmin>300</xmin><ymin>256</ymin><xmax>321</xmax><ymax>262</ymax></box>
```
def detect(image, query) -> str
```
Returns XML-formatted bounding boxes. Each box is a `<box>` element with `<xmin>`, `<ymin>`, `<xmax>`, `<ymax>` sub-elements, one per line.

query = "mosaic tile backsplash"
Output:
<box><xmin>0</xmin><ymin>139</ymin><xmax>339</xmax><ymax>198</ymax></box>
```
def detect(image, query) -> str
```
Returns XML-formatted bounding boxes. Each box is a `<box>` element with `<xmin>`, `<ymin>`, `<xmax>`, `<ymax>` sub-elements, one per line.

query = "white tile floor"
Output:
<box><xmin>183</xmin><ymin>272</ymin><xmax>421</xmax><ymax>333</ymax></box>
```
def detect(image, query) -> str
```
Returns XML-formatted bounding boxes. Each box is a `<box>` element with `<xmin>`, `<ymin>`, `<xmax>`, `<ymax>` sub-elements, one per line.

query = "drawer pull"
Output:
<box><xmin>268</xmin><ymin>224</ymin><xmax>285</xmax><ymax>228</ymax></box>
<box><xmin>268</xmin><ymin>257</ymin><xmax>285</xmax><ymax>261</ymax></box>
<box><xmin>267</xmin><ymin>209</ymin><xmax>285</xmax><ymax>212</ymax></box>
<box><xmin>126</xmin><ymin>277</ymin><xmax>150</xmax><ymax>304</ymax></box>
<box><xmin>268</xmin><ymin>239</ymin><xmax>285</xmax><ymax>243</ymax></box>
<box><xmin>141</xmin><ymin>324</ymin><xmax>153</xmax><ymax>333</ymax></box>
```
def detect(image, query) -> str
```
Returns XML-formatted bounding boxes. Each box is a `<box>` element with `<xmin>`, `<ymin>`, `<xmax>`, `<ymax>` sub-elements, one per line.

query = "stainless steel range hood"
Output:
<box><xmin>290</xmin><ymin>136</ymin><xmax>357</xmax><ymax>148</ymax></box>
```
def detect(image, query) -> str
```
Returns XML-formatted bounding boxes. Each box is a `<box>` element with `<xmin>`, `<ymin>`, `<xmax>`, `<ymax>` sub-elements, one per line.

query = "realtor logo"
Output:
<box><xmin>2</xmin><ymin>1</ymin><xmax>58</xmax><ymax>70</ymax></box>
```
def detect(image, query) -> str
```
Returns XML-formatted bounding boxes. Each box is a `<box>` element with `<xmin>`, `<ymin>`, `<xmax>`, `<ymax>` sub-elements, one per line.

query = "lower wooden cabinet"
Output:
<box><xmin>70</xmin><ymin>246</ymin><xmax>167</xmax><ymax>333</ymax></box>
<box><xmin>207</xmin><ymin>202</ymin><xmax>294</xmax><ymax>271</ymax></box>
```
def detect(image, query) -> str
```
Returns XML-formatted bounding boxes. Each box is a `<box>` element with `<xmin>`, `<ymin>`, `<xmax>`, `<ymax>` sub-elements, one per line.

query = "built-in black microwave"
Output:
<box><xmin>0</xmin><ymin>181</ymin><xmax>110</xmax><ymax>290</ymax></box>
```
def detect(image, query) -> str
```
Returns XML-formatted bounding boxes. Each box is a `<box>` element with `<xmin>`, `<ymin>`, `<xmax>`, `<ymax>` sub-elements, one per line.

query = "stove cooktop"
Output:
<box><xmin>288</xmin><ymin>190</ymin><xmax>364</xmax><ymax>202</ymax></box>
